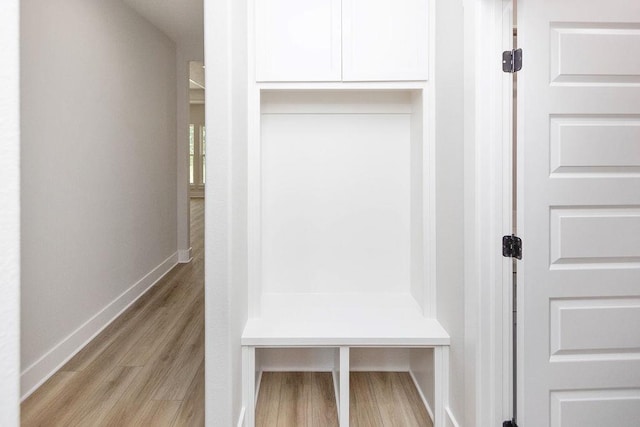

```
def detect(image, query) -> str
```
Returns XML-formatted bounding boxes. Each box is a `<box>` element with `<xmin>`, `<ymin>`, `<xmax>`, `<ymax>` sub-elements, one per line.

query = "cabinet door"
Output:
<box><xmin>255</xmin><ymin>0</ymin><xmax>342</xmax><ymax>82</ymax></box>
<box><xmin>342</xmin><ymin>0</ymin><xmax>429</xmax><ymax>81</ymax></box>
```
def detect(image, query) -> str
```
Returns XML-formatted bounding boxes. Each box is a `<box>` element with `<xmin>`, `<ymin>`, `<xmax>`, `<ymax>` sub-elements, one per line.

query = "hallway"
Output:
<box><xmin>21</xmin><ymin>200</ymin><xmax>205</xmax><ymax>426</ymax></box>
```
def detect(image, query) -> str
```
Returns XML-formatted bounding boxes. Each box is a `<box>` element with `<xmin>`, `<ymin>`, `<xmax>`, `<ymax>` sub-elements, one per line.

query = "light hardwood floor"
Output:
<box><xmin>350</xmin><ymin>372</ymin><xmax>432</xmax><ymax>427</ymax></box>
<box><xmin>22</xmin><ymin>199</ymin><xmax>205</xmax><ymax>427</ymax></box>
<box><xmin>255</xmin><ymin>371</ymin><xmax>432</xmax><ymax>427</ymax></box>
<box><xmin>256</xmin><ymin>372</ymin><xmax>339</xmax><ymax>427</ymax></box>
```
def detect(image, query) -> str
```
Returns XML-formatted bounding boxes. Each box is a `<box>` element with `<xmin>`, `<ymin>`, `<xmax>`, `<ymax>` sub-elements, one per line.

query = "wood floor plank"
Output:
<box><xmin>74</xmin><ymin>401</ymin><xmax>119</xmax><ymax>427</ymax></box>
<box><xmin>256</xmin><ymin>372</ymin><xmax>338</xmax><ymax>427</ymax></box>
<box><xmin>276</xmin><ymin>372</ymin><xmax>310</xmax><ymax>427</ymax></box>
<box><xmin>369</xmin><ymin>372</ymin><xmax>411</xmax><ymax>427</ymax></box>
<box><xmin>98</xmin><ymin>294</ymin><xmax>204</xmax><ymax>425</ymax></box>
<box><xmin>21</xmin><ymin>371</ymin><xmax>79</xmax><ymax>427</ymax></box>
<box><xmin>38</xmin><ymin>306</ymin><xmax>169</xmax><ymax>424</ymax></box>
<box><xmin>172</xmin><ymin>361</ymin><xmax>205</xmax><ymax>427</ymax></box>
<box><xmin>61</xmin><ymin>263</ymin><xmax>189</xmax><ymax>373</ymax></box>
<box><xmin>310</xmin><ymin>372</ymin><xmax>339</xmax><ymax>427</ymax></box>
<box><xmin>350</xmin><ymin>372</ymin><xmax>432</xmax><ymax>427</ymax></box>
<box><xmin>152</xmin><ymin>305</ymin><xmax>205</xmax><ymax>400</ymax></box>
<box><xmin>127</xmin><ymin>400</ymin><xmax>182</xmax><ymax>427</ymax></box>
<box><xmin>22</xmin><ymin>200</ymin><xmax>205</xmax><ymax>426</ymax></box>
<box><xmin>350</xmin><ymin>372</ymin><xmax>384</xmax><ymax>427</ymax></box>
<box><xmin>119</xmin><ymin>269</ymin><xmax>202</xmax><ymax>368</ymax></box>
<box><xmin>397</xmin><ymin>372</ymin><xmax>432</xmax><ymax>427</ymax></box>
<box><xmin>55</xmin><ymin>366</ymin><xmax>142</xmax><ymax>427</ymax></box>
<box><xmin>256</xmin><ymin>372</ymin><xmax>283</xmax><ymax>427</ymax></box>
<box><xmin>118</xmin><ymin>307</ymin><xmax>171</xmax><ymax>366</ymax></box>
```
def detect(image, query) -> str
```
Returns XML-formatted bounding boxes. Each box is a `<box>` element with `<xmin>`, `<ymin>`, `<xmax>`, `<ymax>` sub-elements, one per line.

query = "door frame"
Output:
<box><xmin>463</xmin><ymin>0</ymin><xmax>514</xmax><ymax>425</ymax></box>
<box><xmin>177</xmin><ymin>51</ymin><xmax>193</xmax><ymax>263</ymax></box>
<box><xmin>0</xmin><ymin>0</ymin><xmax>21</xmax><ymax>423</ymax></box>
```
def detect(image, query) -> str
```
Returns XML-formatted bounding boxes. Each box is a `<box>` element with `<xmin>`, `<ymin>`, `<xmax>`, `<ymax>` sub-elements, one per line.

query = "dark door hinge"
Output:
<box><xmin>503</xmin><ymin>420</ymin><xmax>519</xmax><ymax>427</ymax></box>
<box><xmin>502</xmin><ymin>48</ymin><xmax>523</xmax><ymax>73</ymax></box>
<box><xmin>502</xmin><ymin>235</ymin><xmax>522</xmax><ymax>260</ymax></box>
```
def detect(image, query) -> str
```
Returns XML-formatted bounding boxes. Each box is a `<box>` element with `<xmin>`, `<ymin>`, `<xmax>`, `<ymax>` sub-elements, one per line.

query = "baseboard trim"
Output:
<box><xmin>409</xmin><ymin>370</ymin><xmax>435</xmax><ymax>423</ymax></box>
<box><xmin>178</xmin><ymin>247</ymin><xmax>193</xmax><ymax>263</ymax></box>
<box><xmin>446</xmin><ymin>406</ymin><xmax>461</xmax><ymax>427</ymax></box>
<box><xmin>20</xmin><ymin>251</ymin><xmax>179</xmax><ymax>400</ymax></box>
<box><xmin>237</xmin><ymin>407</ymin><xmax>246</xmax><ymax>427</ymax></box>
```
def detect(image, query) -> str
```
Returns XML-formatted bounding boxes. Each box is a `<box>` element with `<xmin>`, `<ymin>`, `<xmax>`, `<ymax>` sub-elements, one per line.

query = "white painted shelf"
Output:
<box><xmin>241</xmin><ymin>293</ymin><xmax>449</xmax><ymax>347</ymax></box>
<box><xmin>242</xmin><ymin>317</ymin><xmax>449</xmax><ymax>347</ymax></box>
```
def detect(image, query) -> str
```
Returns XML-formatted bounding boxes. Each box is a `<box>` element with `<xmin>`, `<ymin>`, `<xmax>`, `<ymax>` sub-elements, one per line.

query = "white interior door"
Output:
<box><xmin>519</xmin><ymin>1</ymin><xmax>640</xmax><ymax>425</ymax></box>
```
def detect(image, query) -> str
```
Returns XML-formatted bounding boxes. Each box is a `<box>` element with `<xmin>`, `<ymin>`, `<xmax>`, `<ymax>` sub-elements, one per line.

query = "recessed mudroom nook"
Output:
<box><xmin>240</xmin><ymin>1</ymin><xmax>450</xmax><ymax>425</ymax></box>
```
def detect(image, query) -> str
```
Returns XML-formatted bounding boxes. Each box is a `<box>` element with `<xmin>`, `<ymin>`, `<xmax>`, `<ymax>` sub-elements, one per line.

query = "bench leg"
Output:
<box><xmin>242</xmin><ymin>346</ymin><xmax>256</xmax><ymax>427</ymax></box>
<box><xmin>434</xmin><ymin>346</ymin><xmax>449</xmax><ymax>427</ymax></box>
<box><xmin>339</xmin><ymin>346</ymin><xmax>350</xmax><ymax>426</ymax></box>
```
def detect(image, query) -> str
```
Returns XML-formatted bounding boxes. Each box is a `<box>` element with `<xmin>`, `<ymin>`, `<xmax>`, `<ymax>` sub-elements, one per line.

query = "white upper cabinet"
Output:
<box><xmin>342</xmin><ymin>0</ymin><xmax>428</xmax><ymax>81</ymax></box>
<box><xmin>254</xmin><ymin>0</ymin><xmax>429</xmax><ymax>82</ymax></box>
<box><xmin>255</xmin><ymin>0</ymin><xmax>342</xmax><ymax>82</ymax></box>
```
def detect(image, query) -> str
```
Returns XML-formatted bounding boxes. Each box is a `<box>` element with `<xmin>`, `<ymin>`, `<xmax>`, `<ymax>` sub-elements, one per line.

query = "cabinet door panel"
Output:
<box><xmin>343</xmin><ymin>0</ymin><xmax>429</xmax><ymax>81</ymax></box>
<box><xmin>255</xmin><ymin>0</ymin><xmax>342</xmax><ymax>82</ymax></box>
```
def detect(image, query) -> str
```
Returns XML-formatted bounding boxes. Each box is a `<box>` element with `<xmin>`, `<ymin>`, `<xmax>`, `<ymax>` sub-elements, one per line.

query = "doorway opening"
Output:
<box><xmin>189</xmin><ymin>61</ymin><xmax>206</xmax><ymax>199</ymax></box>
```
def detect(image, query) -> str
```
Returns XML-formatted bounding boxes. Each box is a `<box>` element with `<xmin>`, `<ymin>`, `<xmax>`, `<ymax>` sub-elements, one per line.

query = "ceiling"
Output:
<box><xmin>122</xmin><ymin>0</ymin><xmax>204</xmax><ymax>58</ymax></box>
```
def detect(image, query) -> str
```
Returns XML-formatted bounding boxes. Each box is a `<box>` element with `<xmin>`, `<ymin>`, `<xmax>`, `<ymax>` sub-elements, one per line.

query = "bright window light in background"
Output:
<box><xmin>189</xmin><ymin>124</ymin><xmax>205</xmax><ymax>190</ymax></box>
<box><xmin>189</xmin><ymin>124</ymin><xmax>195</xmax><ymax>185</ymax></box>
<box><xmin>202</xmin><ymin>126</ymin><xmax>206</xmax><ymax>184</ymax></box>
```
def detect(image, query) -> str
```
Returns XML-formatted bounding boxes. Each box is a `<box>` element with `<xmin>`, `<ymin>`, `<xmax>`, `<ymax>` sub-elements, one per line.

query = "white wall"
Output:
<box><xmin>435</xmin><ymin>0</ymin><xmax>466</xmax><ymax>424</ymax></box>
<box><xmin>0</xmin><ymin>0</ymin><xmax>21</xmax><ymax>423</ymax></box>
<box><xmin>205</xmin><ymin>0</ymin><xmax>249</xmax><ymax>423</ymax></box>
<box><xmin>20</xmin><ymin>0</ymin><xmax>178</xmax><ymax>397</ymax></box>
<box><xmin>462</xmin><ymin>1</ymin><xmax>515</xmax><ymax>426</ymax></box>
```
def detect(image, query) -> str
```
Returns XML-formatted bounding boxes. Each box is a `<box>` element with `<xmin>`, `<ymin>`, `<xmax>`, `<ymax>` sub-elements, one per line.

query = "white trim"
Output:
<box><xmin>237</xmin><ymin>407</ymin><xmax>246</xmax><ymax>427</ymax></box>
<box><xmin>464</xmin><ymin>0</ymin><xmax>513</xmax><ymax>425</ymax></box>
<box><xmin>178</xmin><ymin>247</ymin><xmax>193</xmax><ymax>263</ymax></box>
<box><xmin>0</xmin><ymin>0</ymin><xmax>20</xmax><ymax>422</ymax></box>
<box><xmin>409</xmin><ymin>370</ymin><xmax>435</xmax><ymax>423</ymax></box>
<box><xmin>433</xmin><ymin>346</ymin><xmax>450</xmax><ymax>427</ymax></box>
<box><xmin>242</xmin><ymin>347</ymin><xmax>256</xmax><ymax>427</ymax></box>
<box><xmin>499</xmin><ymin>2</ymin><xmax>516</xmax><ymax>424</ymax></box>
<box><xmin>20</xmin><ymin>252</ymin><xmax>179</xmax><ymax>400</ymax></box>
<box><xmin>338</xmin><ymin>346</ymin><xmax>350</xmax><ymax>425</ymax></box>
<box><xmin>247</xmin><ymin>0</ymin><xmax>261</xmax><ymax>317</ymax></box>
<box><xmin>204</xmin><ymin>0</ymin><xmax>237</xmax><ymax>422</ymax></box>
<box><xmin>446</xmin><ymin>407</ymin><xmax>461</xmax><ymax>427</ymax></box>
<box><xmin>257</xmin><ymin>81</ymin><xmax>428</xmax><ymax>90</ymax></box>
<box><xmin>424</xmin><ymin>0</ymin><xmax>437</xmax><ymax>319</ymax></box>
<box><xmin>177</xmin><ymin>49</ymin><xmax>191</xmax><ymax>273</ymax></box>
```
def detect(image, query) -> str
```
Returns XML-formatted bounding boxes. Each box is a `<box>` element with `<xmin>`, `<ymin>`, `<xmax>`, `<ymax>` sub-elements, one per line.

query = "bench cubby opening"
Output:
<box><xmin>349</xmin><ymin>347</ymin><xmax>435</xmax><ymax>425</ymax></box>
<box><xmin>245</xmin><ymin>345</ymin><xmax>448</xmax><ymax>427</ymax></box>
